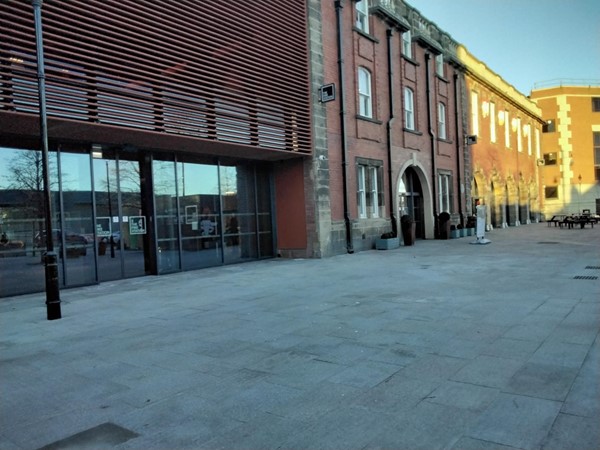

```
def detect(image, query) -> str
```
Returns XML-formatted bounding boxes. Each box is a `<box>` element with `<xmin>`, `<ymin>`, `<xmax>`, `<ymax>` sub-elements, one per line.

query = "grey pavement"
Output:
<box><xmin>1</xmin><ymin>223</ymin><xmax>599</xmax><ymax>450</ymax></box>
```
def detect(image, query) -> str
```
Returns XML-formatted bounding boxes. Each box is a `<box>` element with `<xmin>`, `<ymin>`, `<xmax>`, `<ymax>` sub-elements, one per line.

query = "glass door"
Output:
<box><xmin>178</xmin><ymin>161</ymin><xmax>222</xmax><ymax>270</ymax></box>
<box><xmin>93</xmin><ymin>154</ymin><xmax>146</xmax><ymax>281</ymax></box>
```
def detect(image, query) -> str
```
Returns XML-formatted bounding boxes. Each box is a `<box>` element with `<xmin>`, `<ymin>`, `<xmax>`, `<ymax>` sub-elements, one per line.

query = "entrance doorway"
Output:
<box><xmin>398</xmin><ymin>167</ymin><xmax>425</xmax><ymax>239</ymax></box>
<box><xmin>92</xmin><ymin>152</ymin><xmax>148</xmax><ymax>282</ymax></box>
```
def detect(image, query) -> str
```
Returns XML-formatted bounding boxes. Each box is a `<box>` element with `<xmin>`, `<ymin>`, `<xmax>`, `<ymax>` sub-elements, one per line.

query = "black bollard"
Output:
<box><xmin>44</xmin><ymin>251</ymin><xmax>61</xmax><ymax>320</ymax></box>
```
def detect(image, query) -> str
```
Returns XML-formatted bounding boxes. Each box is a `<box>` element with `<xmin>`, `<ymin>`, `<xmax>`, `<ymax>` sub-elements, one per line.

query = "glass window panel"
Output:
<box><xmin>222</xmin><ymin>164</ymin><xmax>258</xmax><ymax>263</ymax></box>
<box><xmin>59</xmin><ymin>151</ymin><xmax>95</xmax><ymax>286</ymax></box>
<box><xmin>178</xmin><ymin>161</ymin><xmax>221</xmax><ymax>270</ymax></box>
<box><xmin>0</xmin><ymin>148</ymin><xmax>49</xmax><ymax>296</ymax></box>
<box><xmin>153</xmin><ymin>158</ymin><xmax>181</xmax><ymax>274</ymax></box>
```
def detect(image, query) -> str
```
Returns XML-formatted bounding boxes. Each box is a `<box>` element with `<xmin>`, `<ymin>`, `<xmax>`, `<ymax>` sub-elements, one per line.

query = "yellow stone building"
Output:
<box><xmin>530</xmin><ymin>84</ymin><xmax>600</xmax><ymax>217</ymax></box>
<box><xmin>458</xmin><ymin>46</ymin><xmax>544</xmax><ymax>229</ymax></box>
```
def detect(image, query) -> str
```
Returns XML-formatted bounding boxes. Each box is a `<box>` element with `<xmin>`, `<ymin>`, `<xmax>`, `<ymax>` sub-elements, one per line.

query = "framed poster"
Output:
<box><xmin>129</xmin><ymin>216</ymin><xmax>147</xmax><ymax>235</ymax></box>
<box><xmin>185</xmin><ymin>205</ymin><xmax>198</xmax><ymax>225</ymax></box>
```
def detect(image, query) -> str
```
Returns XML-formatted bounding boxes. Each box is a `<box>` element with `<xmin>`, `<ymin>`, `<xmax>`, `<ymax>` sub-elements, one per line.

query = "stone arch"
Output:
<box><xmin>505</xmin><ymin>175</ymin><xmax>519</xmax><ymax>226</ymax></box>
<box><xmin>518</xmin><ymin>175</ymin><xmax>530</xmax><ymax>225</ymax></box>
<box><xmin>528</xmin><ymin>180</ymin><xmax>540</xmax><ymax>222</ymax></box>
<box><xmin>396</xmin><ymin>157</ymin><xmax>434</xmax><ymax>239</ymax></box>
<box><xmin>490</xmin><ymin>170</ymin><xmax>506</xmax><ymax>229</ymax></box>
<box><xmin>471</xmin><ymin>169</ymin><xmax>487</xmax><ymax>215</ymax></box>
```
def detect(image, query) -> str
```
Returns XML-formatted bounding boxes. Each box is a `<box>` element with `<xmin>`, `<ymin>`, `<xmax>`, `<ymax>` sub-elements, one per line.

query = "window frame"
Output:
<box><xmin>435</xmin><ymin>54</ymin><xmax>444</xmax><ymax>77</ymax></box>
<box><xmin>592</xmin><ymin>97</ymin><xmax>600</xmax><ymax>112</ymax></box>
<box><xmin>543</xmin><ymin>152</ymin><xmax>557</xmax><ymax>166</ymax></box>
<box><xmin>403</xmin><ymin>87</ymin><xmax>415</xmax><ymax>131</ymax></box>
<box><xmin>357</xmin><ymin>165</ymin><xmax>367</xmax><ymax>218</ymax></box>
<box><xmin>471</xmin><ymin>91</ymin><xmax>479</xmax><ymax>136</ymax></box>
<box><xmin>438</xmin><ymin>171</ymin><xmax>453</xmax><ymax>214</ymax></box>
<box><xmin>369</xmin><ymin>166</ymin><xmax>379</xmax><ymax>218</ymax></box>
<box><xmin>437</xmin><ymin>102</ymin><xmax>447</xmax><ymax>140</ymax></box>
<box><xmin>402</xmin><ymin>30</ymin><xmax>412</xmax><ymax>59</ymax></box>
<box><xmin>357</xmin><ymin>67</ymin><xmax>373</xmax><ymax>118</ymax></box>
<box><xmin>504</xmin><ymin>110</ymin><xmax>510</xmax><ymax>148</ymax></box>
<box><xmin>545</xmin><ymin>186</ymin><xmax>559</xmax><ymax>199</ymax></box>
<box><xmin>543</xmin><ymin>119</ymin><xmax>555</xmax><ymax>133</ymax></box>
<box><xmin>517</xmin><ymin>117</ymin><xmax>522</xmax><ymax>152</ymax></box>
<box><xmin>355</xmin><ymin>0</ymin><xmax>369</xmax><ymax>34</ymax></box>
<box><xmin>490</xmin><ymin>101</ymin><xmax>496</xmax><ymax>143</ymax></box>
<box><xmin>357</xmin><ymin>159</ymin><xmax>384</xmax><ymax>219</ymax></box>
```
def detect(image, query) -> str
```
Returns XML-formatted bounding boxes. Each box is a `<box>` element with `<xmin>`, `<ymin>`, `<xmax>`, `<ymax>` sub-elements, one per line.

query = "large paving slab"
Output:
<box><xmin>1</xmin><ymin>223</ymin><xmax>599</xmax><ymax>449</ymax></box>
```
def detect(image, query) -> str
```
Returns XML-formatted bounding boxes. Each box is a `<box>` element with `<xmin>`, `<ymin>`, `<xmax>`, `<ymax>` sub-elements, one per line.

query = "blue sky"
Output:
<box><xmin>411</xmin><ymin>0</ymin><xmax>600</xmax><ymax>95</ymax></box>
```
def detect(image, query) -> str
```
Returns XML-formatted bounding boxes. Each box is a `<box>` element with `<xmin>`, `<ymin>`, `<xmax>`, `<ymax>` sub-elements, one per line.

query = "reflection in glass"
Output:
<box><xmin>178</xmin><ymin>162</ymin><xmax>221</xmax><ymax>269</ymax></box>
<box><xmin>153</xmin><ymin>159</ymin><xmax>181</xmax><ymax>273</ymax></box>
<box><xmin>221</xmin><ymin>165</ymin><xmax>257</xmax><ymax>263</ymax></box>
<box><xmin>59</xmin><ymin>151</ymin><xmax>95</xmax><ymax>286</ymax></box>
<box><xmin>0</xmin><ymin>148</ymin><xmax>48</xmax><ymax>296</ymax></box>
<box><xmin>118</xmin><ymin>159</ymin><xmax>145</xmax><ymax>278</ymax></box>
<box><xmin>256</xmin><ymin>165</ymin><xmax>274</xmax><ymax>258</ymax></box>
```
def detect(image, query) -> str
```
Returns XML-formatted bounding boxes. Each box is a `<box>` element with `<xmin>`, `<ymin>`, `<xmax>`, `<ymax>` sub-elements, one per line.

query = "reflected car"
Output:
<box><xmin>34</xmin><ymin>229</ymin><xmax>88</xmax><ymax>256</ymax></box>
<box><xmin>99</xmin><ymin>231</ymin><xmax>120</xmax><ymax>246</ymax></box>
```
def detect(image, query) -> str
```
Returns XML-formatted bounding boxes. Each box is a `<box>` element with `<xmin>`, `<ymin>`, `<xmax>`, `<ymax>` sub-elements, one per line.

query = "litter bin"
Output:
<box><xmin>438</xmin><ymin>212</ymin><xmax>451</xmax><ymax>239</ymax></box>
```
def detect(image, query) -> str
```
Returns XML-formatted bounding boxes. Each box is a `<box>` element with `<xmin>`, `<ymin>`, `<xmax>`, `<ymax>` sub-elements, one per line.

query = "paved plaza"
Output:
<box><xmin>1</xmin><ymin>223</ymin><xmax>599</xmax><ymax>450</ymax></box>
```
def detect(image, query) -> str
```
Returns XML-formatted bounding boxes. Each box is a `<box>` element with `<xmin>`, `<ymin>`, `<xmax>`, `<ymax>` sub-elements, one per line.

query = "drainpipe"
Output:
<box><xmin>335</xmin><ymin>0</ymin><xmax>354</xmax><ymax>253</ymax></box>
<box><xmin>425</xmin><ymin>53</ymin><xmax>438</xmax><ymax>234</ymax></box>
<box><xmin>386</xmin><ymin>29</ymin><xmax>397</xmax><ymax>237</ymax></box>
<box><xmin>453</xmin><ymin>71</ymin><xmax>464</xmax><ymax>226</ymax></box>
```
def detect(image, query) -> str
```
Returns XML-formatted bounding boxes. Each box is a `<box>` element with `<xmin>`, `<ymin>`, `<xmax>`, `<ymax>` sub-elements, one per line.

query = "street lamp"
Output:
<box><xmin>32</xmin><ymin>0</ymin><xmax>61</xmax><ymax>320</ymax></box>
<box><xmin>578</xmin><ymin>174</ymin><xmax>582</xmax><ymax>214</ymax></box>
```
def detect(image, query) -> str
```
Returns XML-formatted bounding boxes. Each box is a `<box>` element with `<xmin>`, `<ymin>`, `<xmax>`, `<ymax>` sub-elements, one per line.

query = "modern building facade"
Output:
<box><xmin>0</xmin><ymin>0</ymin><xmax>548</xmax><ymax>298</ymax></box>
<box><xmin>0</xmin><ymin>1</ymin><xmax>314</xmax><ymax>297</ymax></box>
<box><xmin>530</xmin><ymin>84</ymin><xmax>600</xmax><ymax>217</ymax></box>
<box><xmin>307</xmin><ymin>0</ymin><xmax>469</xmax><ymax>256</ymax></box>
<box><xmin>458</xmin><ymin>46</ymin><xmax>544</xmax><ymax>228</ymax></box>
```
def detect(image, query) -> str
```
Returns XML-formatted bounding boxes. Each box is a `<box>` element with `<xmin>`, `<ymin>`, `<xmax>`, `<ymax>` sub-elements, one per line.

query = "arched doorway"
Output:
<box><xmin>398</xmin><ymin>167</ymin><xmax>425</xmax><ymax>239</ymax></box>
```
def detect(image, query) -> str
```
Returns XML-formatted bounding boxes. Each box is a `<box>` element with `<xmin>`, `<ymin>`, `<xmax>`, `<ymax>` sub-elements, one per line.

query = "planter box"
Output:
<box><xmin>450</xmin><ymin>229</ymin><xmax>460</xmax><ymax>239</ymax></box>
<box><xmin>375</xmin><ymin>237</ymin><xmax>400</xmax><ymax>250</ymax></box>
<box><xmin>466</xmin><ymin>228</ymin><xmax>475</xmax><ymax>236</ymax></box>
<box><xmin>459</xmin><ymin>228</ymin><xmax>467</xmax><ymax>237</ymax></box>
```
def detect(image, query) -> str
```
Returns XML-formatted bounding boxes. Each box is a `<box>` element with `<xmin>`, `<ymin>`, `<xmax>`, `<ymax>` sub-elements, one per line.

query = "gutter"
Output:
<box><xmin>425</xmin><ymin>52</ymin><xmax>438</xmax><ymax>232</ymax></box>
<box><xmin>386</xmin><ymin>28</ymin><xmax>398</xmax><ymax>237</ymax></box>
<box><xmin>334</xmin><ymin>0</ymin><xmax>354</xmax><ymax>253</ymax></box>
<box><xmin>453</xmin><ymin>71</ymin><xmax>464</xmax><ymax>226</ymax></box>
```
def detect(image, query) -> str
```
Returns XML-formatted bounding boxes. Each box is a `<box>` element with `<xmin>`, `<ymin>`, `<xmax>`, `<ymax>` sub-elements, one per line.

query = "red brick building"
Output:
<box><xmin>307</xmin><ymin>0</ymin><xmax>469</xmax><ymax>255</ymax></box>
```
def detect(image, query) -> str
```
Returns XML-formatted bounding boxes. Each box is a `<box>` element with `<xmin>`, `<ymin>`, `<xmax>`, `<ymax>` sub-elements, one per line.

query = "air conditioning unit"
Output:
<box><xmin>537</xmin><ymin>159</ymin><xmax>545</xmax><ymax>166</ymax></box>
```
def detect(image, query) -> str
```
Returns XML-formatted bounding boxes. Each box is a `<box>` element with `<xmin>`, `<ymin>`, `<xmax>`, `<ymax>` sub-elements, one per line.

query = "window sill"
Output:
<box><xmin>437</xmin><ymin>137</ymin><xmax>452</xmax><ymax>144</ymax></box>
<box><xmin>436</xmin><ymin>74</ymin><xmax>449</xmax><ymax>83</ymax></box>
<box><xmin>353</xmin><ymin>27</ymin><xmax>380</xmax><ymax>43</ymax></box>
<box><xmin>404</xmin><ymin>128</ymin><xmax>423</xmax><ymax>136</ymax></box>
<box><xmin>356</xmin><ymin>115</ymin><xmax>383</xmax><ymax>125</ymax></box>
<box><xmin>402</xmin><ymin>55</ymin><xmax>419</xmax><ymax>66</ymax></box>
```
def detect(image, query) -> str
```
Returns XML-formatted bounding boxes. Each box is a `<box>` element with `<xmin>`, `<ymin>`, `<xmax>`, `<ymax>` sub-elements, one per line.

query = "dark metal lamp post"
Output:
<box><xmin>32</xmin><ymin>0</ymin><xmax>61</xmax><ymax>320</ymax></box>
